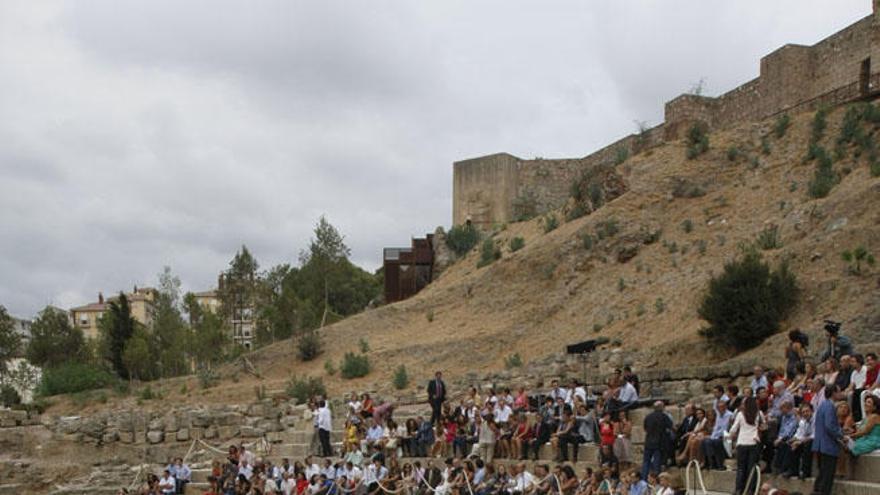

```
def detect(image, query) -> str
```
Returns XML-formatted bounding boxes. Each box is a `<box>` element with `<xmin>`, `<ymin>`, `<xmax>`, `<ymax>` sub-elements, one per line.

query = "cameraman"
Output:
<box><xmin>819</xmin><ymin>321</ymin><xmax>853</xmax><ymax>362</ymax></box>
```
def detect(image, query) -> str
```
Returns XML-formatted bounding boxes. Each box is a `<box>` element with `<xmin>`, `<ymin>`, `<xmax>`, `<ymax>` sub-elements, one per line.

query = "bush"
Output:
<box><xmin>340</xmin><ymin>352</ymin><xmax>371</xmax><ymax>379</ymax></box>
<box><xmin>614</xmin><ymin>147</ymin><xmax>629</xmax><ymax>165</ymax></box>
<box><xmin>297</xmin><ymin>330</ymin><xmax>323</xmax><ymax>361</ymax></box>
<box><xmin>392</xmin><ymin>365</ymin><xmax>409</xmax><ymax>390</ymax></box>
<box><xmin>504</xmin><ymin>353</ymin><xmax>523</xmax><ymax>369</ymax></box>
<box><xmin>0</xmin><ymin>385</ymin><xmax>21</xmax><ymax>407</ymax></box>
<box><xmin>565</xmin><ymin>203</ymin><xmax>589</xmax><ymax>222</ymax></box>
<box><xmin>286</xmin><ymin>375</ymin><xmax>326</xmax><ymax>403</ymax></box>
<box><xmin>197</xmin><ymin>366</ymin><xmax>219</xmax><ymax>389</ymax></box>
<box><xmin>509</xmin><ymin>236</ymin><xmax>525</xmax><ymax>252</ymax></box>
<box><xmin>139</xmin><ymin>385</ymin><xmax>156</xmax><ymax>401</ymax></box>
<box><xmin>426</xmin><ymin>309</ymin><xmax>434</xmax><ymax>323</ymax></box>
<box><xmin>685</xmin><ymin>123</ymin><xmax>710</xmax><ymax>159</ymax></box>
<box><xmin>581</xmin><ymin>233</ymin><xmax>595</xmax><ymax>250</ymax></box>
<box><xmin>596</xmin><ymin>219</ymin><xmax>619</xmax><ymax>239</ymax></box>
<box><xmin>756</xmin><ymin>225</ymin><xmax>782</xmax><ymax>250</ymax></box>
<box><xmin>542</xmin><ymin>214</ymin><xmax>559</xmax><ymax>233</ymax></box>
<box><xmin>761</xmin><ymin>135</ymin><xmax>772</xmax><ymax>155</ymax></box>
<box><xmin>446</xmin><ymin>224</ymin><xmax>480</xmax><ymax>256</ymax></box>
<box><xmin>842</xmin><ymin>246</ymin><xmax>876</xmax><ymax>275</ymax></box>
<box><xmin>726</xmin><ymin>146</ymin><xmax>741</xmax><ymax>162</ymax></box>
<box><xmin>774</xmin><ymin>114</ymin><xmax>791</xmax><ymax>139</ymax></box>
<box><xmin>811</xmin><ymin>107</ymin><xmax>828</xmax><ymax>144</ymax></box>
<box><xmin>698</xmin><ymin>249</ymin><xmax>799</xmax><ymax>352</ymax></box>
<box><xmin>671</xmin><ymin>180</ymin><xmax>706</xmax><ymax>198</ymax></box>
<box><xmin>477</xmin><ymin>238</ymin><xmax>501</xmax><ymax>268</ymax></box>
<box><xmin>654</xmin><ymin>298</ymin><xmax>666</xmax><ymax>314</ymax></box>
<box><xmin>617</xmin><ymin>277</ymin><xmax>626</xmax><ymax>292</ymax></box>
<box><xmin>38</xmin><ymin>362</ymin><xmax>113</xmax><ymax>396</ymax></box>
<box><xmin>808</xmin><ymin>147</ymin><xmax>837</xmax><ymax>199</ymax></box>
<box><xmin>681</xmin><ymin>219</ymin><xmax>694</xmax><ymax>233</ymax></box>
<box><xmin>358</xmin><ymin>338</ymin><xmax>370</xmax><ymax>353</ymax></box>
<box><xmin>324</xmin><ymin>359</ymin><xmax>337</xmax><ymax>376</ymax></box>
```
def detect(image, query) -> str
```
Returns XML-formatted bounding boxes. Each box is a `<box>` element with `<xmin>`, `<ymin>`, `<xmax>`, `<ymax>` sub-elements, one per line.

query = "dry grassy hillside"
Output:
<box><xmin>49</xmin><ymin>105</ymin><xmax>880</xmax><ymax>414</ymax></box>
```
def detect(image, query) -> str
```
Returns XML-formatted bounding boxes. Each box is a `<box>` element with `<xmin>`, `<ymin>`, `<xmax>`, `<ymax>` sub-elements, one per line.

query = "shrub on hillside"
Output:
<box><xmin>811</xmin><ymin>107</ymin><xmax>828</xmax><ymax>144</ymax></box>
<box><xmin>504</xmin><ymin>353</ymin><xmax>523</xmax><ymax>369</ymax></box>
<box><xmin>340</xmin><ymin>352</ymin><xmax>371</xmax><ymax>379</ymax></box>
<box><xmin>392</xmin><ymin>365</ymin><xmax>409</xmax><ymax>390</ymax></box>
<box><xmin>808</xmin><ymin>147</ymin><xmax>838</xmax><ymax>199</ymax></box>
<box><xmin>38</xmin><ymin>362</ymin><xmax>113</xmax><ymax>396</ymax></box>
<box><xmin>297</xmin><ymin>330</ymin><xmax>323</xmax><ymax>361</ymax></box>
<box><xmin>509</xmin><ymin>236</ymin><xmax>525</xmax><ymax>252</ymax></box>
<box><xmin>698</xmin><ymin>249</ymin><xmax>799</xmax><ymax>352</ymax></box>
<box><xmin>756</xmin><ymin>225</ymin><xmax>782</xmax><ymax>250</ymax></box>
<box><xmin>477</xmin><ymin>238</ymin><xmax>501</xmax><ymax>268</ymax></box>
<box><xmin>542</xmin><ymin>213</ymin><xmax>559</xmax><ymax>233</ymax></box>
<box><xmin>685</xmin><ymin>123</ymin><xmax>710</xmax><ymax>159</ymax></box>
<box><xmin>774</xmin><ymin>114</ymin><xmax>791</xmax><ymax>139</ymax></box>
<box><xmin>286</xmin><ymin>375</ymin><xmax>326</xmax><ymax>404</ymax></box>
<box><xmin>842</xmin><ymin>246</ymin><xmax>876</xmax><ymax>275</ymax></box>
<box><xmin>446</xmin><ymin>224</ymin><xmax>480</xmax><ymax>257</ymax></box>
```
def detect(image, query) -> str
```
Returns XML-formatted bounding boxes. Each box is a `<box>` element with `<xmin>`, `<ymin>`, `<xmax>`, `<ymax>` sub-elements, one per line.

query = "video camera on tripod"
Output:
<box><xmin>824</xmin><ymin>320</ymin><xmax>842</xmax><ymax>335</ymax></box>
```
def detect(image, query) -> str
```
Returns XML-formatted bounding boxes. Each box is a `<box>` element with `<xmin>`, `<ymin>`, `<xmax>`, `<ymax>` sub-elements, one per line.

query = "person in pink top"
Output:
<box><xmin>514</xmin><ymin>387</ymin><xmax>529</xmax><ymax>412</ymax></box>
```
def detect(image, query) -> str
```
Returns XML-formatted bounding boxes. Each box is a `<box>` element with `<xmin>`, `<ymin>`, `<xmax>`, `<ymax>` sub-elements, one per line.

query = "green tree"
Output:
<box><xmin>98</xmin><ymin>293</ymin><xmax>137</xmax><ymax>379</ymax></box>
<box><xmin>218</xmin><ymin>245</ymin><xmax>260</xmax><ymax>331</ymax></box>
<box><xmin>151</xmin><ymin>266</ymin><xmax>189</xmax><ymax>377</ymax></box>
<box><xmin>0</xmin><ymin>306</ymin><xmax>21</xmax><ymax>376</ymax></box>
<box><xmin>26</xmin><ymin>306</ymin><xmax>88</xmax><ymax>368</ymax></box>
<box><xmin>122</xmin><ymin>327</ymin><xmax>157</xmax><ymax>382</ymax></box>
<box><xmin>191</xmin><ymin>308</ymin><xmax>230</xmax><ymax>367</ymax></box>
<box><xmin>299</xmin><ymin>216</ymin><xmax>351</xmax><ymax>328</ymax></box>
<box><xmin>698</xmin><ymin>249</ymin><xmax>799</xmax><ymax>352</ymax></box>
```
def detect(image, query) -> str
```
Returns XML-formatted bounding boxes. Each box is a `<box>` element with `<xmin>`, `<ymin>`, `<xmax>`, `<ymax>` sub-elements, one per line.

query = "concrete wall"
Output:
<box><xmin>452</xmin><ymin>4</ymin><xmax>879</xmax><ymax>227</ymax></box>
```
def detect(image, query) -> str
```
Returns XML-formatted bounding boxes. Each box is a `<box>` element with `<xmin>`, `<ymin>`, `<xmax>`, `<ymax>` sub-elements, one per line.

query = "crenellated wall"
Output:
<box><xmin>453</xmin><ymin>4</ymin><xmax>880</xmax><ymax>228</ymax></box>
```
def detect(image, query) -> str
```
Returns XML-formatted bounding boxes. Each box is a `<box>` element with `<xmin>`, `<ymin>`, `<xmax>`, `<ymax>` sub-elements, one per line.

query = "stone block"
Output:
<box><xmin>203</xmin><ymin>427</ymin><xmax>218</xmax><ymax>440</ymax></box>
<box><xmin>102</xmin><ymin>431</ymin><xmax>119</xmax><ymax>443</ymax></box>
<box><xmin>176</xmin><ymin>428</ymin><xmax>190</xmax><ymax>442</ymax></box>
<box><xmin>118</xmin><ymin>431</ymin><xmax>134</xmax><ymax>444</ymax></box>
<box><xmin>147</xmin><ymin>430</ymin><xmax>164</xmax><ymax>444</ymax></box>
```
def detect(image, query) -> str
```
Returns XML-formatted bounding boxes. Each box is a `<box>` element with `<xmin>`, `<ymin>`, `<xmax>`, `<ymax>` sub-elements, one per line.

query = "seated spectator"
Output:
<box><xmin>771</xmin><ymin>401</ymin><xmax>797</xmax><ymax>474</ymax></box>
<box><xmin>837</xmin><ymin>401</ymin><xmax>856</xmax><ymax>478</ymax></box>
<box><xmin>623</xmin><ymin>367</ymin><xmax>640</xmax><ymax>396</ymax></box>
<box><xmin>751</xmin><ymin>366</ymin><xmax>768</xmax><ymax>392</ymax></box>
<box><xmin>701</xmin><ymin>400</ymin><xmax>733</xmax><ymax>470</ymax></box>
<box><xmin>513</xmin><ymin>386</ymin><xmax>529</xmax><ymax>412</ymax></box>
<box><xmin>711</xmin><ymin>386</ymin><xmax>729</xmax><ymax>416</ymax></box>
<box><xmin>820</xmin><ymin>321</ymin><xmax>854</xmax><ymax>362</ymax></box>
<box><xmin>158</xmin><ymin>469</ymin><xmax>176</xmax><ymax>495</ymax></box>
<box><xmin>510</xmin><ymin>413</ymin><xmax>531</xmax><ymax>460</ymax></box>
<box><xmin>849</xmin><ymin>354</ymin><xmax>868</xmax><ymax>422</ymax></box>
<box><xmin>782</xmin><ymin>402</ymin><xmax>814</xmax><ymax>480</ymax></box>
<box><xmin>847</xmin><ymin>395</ymin><xmax>880</xmax><ymax>456</ymax></box>
<box><xmin>785</xmin><ymin>329</ymin><xmax>808</xmax><ymax>380</ymax></box>
<box><xmin>363</xmin><ymin>419</ymin><xmax>385</xmax><ymax>452</ymax></box>
<box><xmin>574</xmin><ymin>404</ymin><xmax>597</xmax><ymax>445</ymax></box>
<box><xmin>607</xmin><ymin>379</ymin><xmax>638</xmax><ymax>414</ymax></box>
<box><xmin>727</xmin><ymin>385</ymin><xmax>742</xmax><ymax>412</ymax></box>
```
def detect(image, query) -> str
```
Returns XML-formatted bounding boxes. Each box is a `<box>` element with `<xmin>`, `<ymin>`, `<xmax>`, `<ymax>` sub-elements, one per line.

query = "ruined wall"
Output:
<box><xmin>453</xmin><ymin>5</ymin><xmax>879</xmax><ymax>227</ymax></box>
<box><xmin>452</xmin><ymin>153</ymin><xmax>519</xmax><ymax>228</ymax></box>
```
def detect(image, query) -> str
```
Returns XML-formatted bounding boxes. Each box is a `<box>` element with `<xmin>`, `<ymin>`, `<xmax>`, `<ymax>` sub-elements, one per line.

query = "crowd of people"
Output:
<box><xmin>123</xmin><ymin>324</ymin><xmax>879</xmax><ymax>495</ymax></box>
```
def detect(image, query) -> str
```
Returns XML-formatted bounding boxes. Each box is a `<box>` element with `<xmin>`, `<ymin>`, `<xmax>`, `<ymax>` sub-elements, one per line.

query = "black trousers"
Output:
<box><xmin>813</xmin><ymin>452</ymin><xmax>837</xmax><ymax>495</ymax></box>
<box><xmin>557</xmin><ymin>432</ymin><xmax>581</xmax><ymax>461</ymax></box>
<box><xmin>430</xmin><ymin>399</ymin><xmax>444</xmax><ymax>424</ymax></box>
<box><xmin>789</xmin><ymin>440</ymin><xmax>813</xmax><ymax>477</ymax></box>
<box><xmin>735</xmin><ymin>444</ymin><xmax>761</xmax><ymax>495</ymax></box>
<box><xmin>319</xmin><ymin>428</ymin><xmax>332</xmax><ymax>457</ymax></box>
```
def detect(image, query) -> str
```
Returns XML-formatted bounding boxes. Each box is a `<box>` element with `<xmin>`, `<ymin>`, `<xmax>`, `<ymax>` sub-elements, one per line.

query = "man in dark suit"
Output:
<box><xmin>427</xmin><ymin>371</ymin><xmax>447</xmax><ymax>425</ymax></box>
<box><xmin>812</xmin><ymin>384</ymin><xmax>844</xmax><ymax>495</ymax></box>
<box><xmin>642</xmin><ymin>401</ymin><xmax>673</xmax><ymax>480</ymax></box>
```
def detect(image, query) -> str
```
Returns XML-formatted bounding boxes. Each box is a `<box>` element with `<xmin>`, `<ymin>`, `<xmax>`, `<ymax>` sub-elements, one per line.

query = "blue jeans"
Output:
<box><xmin>641</xmin><ymin>446</ymin><xmax>662</xmax><ymax>480</ymax></box>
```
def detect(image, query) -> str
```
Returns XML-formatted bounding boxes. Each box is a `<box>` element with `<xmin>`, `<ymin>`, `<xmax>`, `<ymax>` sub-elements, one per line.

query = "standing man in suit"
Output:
<box><xmin>812</xmin><ymin>384</ymin><xmax>844</xmax><ymax>495</ymax></box>
<box><xmin>427</xmin><ymin>371</ymin><xmax>447</xmax><ymax>425</ymax></box>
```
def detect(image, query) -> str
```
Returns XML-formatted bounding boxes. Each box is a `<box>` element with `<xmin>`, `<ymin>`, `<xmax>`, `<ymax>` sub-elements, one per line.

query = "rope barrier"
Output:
<box><xmin>684</xmin><ymin>459</ymin><xmax>708</xmax><ymax>495</ymax></box>
<box><xmin>743</xmin><ymin>463</ymin><xmax>761</xmax><ymax>495</ymax></box>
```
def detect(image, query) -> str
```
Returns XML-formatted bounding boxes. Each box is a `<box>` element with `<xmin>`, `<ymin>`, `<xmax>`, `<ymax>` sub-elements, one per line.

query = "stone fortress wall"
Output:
<box><xmin>453</xmin><ymin>3</ymin><xmax>880</xmax><ymax>228</ymax></box>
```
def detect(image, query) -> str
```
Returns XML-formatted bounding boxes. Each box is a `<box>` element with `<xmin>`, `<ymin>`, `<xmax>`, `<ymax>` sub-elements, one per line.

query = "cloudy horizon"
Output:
<box><xmin>0</xmin><ymin>0</ymin><xmax>868</xmax><ymax>317</ymax></box>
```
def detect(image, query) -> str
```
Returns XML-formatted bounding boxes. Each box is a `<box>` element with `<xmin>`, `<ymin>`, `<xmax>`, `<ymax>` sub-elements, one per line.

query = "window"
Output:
<box><xmin>79</xmin><ymin>314</ymin><xmax>89</xmax><ymax>327</ymax></box>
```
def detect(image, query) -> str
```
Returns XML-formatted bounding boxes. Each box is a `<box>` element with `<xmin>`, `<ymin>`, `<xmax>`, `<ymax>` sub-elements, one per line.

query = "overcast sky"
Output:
<box><xmin>0</xmin><ymin>0</ymin><xmax>868</xmax><ymax>317</ymax></box>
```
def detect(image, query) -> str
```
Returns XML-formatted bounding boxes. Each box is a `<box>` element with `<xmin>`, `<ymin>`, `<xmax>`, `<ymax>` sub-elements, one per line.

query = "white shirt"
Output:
<box><xmin>510</xmin><ymin>471</ymin><xmax>534</xmax><ymax>492</ymax></box>
<box><xmin>158</xmin><ymin>475</ymin><xmax>176</xmax><ymax>494</ymax></box>
<box><xmin>305</xmin><ymin>463</ymin><xmax>321</xmax><ymax>479</ymax></box>
<box><xmin>727</xmin><ymin>411</ymin><xmax>764</xmax><ymax>446</ymax></box>
<box><xmin>280</xmin><ymin>479</ymin><xmax>296</xmax><ymax>495</ymax></box>
<box><xmin>317</xmin><ymin>406</ymin><xmax>333</xmax><ymax>431</ymax></box>
<box><xmin>852</xmin><ymin>366</ymin><xmax>868</xmax><ymax>389</ymax></box>
<box><xmin>238</xmin><ymin>464</ymin><xmax>253</xmax><ymax>480</ymax></box>
<box><xmin>494</xmin><ymin>405</ymin><xmax>513</xmax><ymax>423</ymax></box>
<box><xmin>618</xmin><ymin>382</ymin><xmax>638</xmax><ymax>403</ymax></box>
